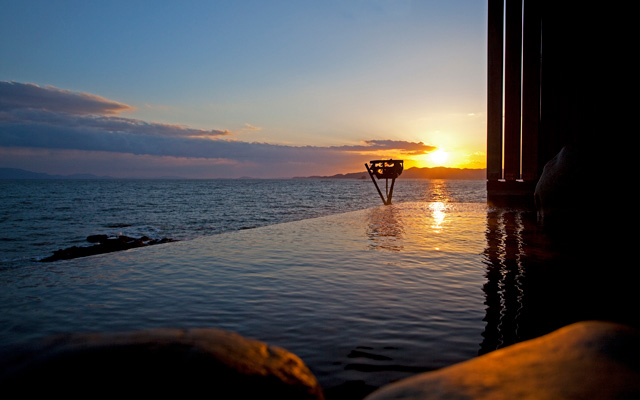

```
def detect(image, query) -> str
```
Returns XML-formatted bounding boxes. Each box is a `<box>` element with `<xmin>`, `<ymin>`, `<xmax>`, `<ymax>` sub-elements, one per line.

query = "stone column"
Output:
<box><xmin>503</xmin><ymin>0</ymin><xmax>523</xmax><ymax>182</ymax></box>
<box><xmin>486</xmin><ymin>0</ymin><xmax>504</xmax><ymax>182</ymax></box>
<box><xmin>521</xmin><ymin>0</ymin><xmax>541</xmax><ymax>181</ymax></box>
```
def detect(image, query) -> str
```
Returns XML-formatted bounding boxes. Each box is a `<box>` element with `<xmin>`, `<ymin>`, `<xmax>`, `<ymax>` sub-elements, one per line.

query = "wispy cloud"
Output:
<box><xmin>244</xmin><ymin>123</ymin><xmax>262</xmax><ymax>131</ymax></box>
<box><xmin>332</xmin><ymin>140</ymin><xmax>437</xmax><ymax>155</ymax></box>
<box><xmin>0</xmin><ymin>81</ymin><xmax>132</xmax><ymax>115</ymax></box>
<box><xmin>0</xmin><ymin>81</ymin><xmax>231</xmax><ymax>139</ymax></box>
<box><xmin>0</xmin><ymin>82</ymin><xmax>436</xmax><ymax>177</ymax></box>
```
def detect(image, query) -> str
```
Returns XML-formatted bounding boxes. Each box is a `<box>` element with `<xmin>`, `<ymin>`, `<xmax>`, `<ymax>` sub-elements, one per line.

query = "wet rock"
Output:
<box><xmin>86</xmin><ymin>234</ymin><xmax>109</xmax><ymax>243</ymax></box>
<box><xmin>534</xmin><ymin>144</ymin><xmax>594</xmax><ymax>226</ymax></box>
<box><xmin>40</xmin><ymin>234</ymin><xmax>178</xmax><ymax>262</ymax></box>
<box><xmin>0</xmin><ymin>328</ymin><xmax>325</xmax><ymax>399</ymax></box>
<box><xmin>364</xmin><ymin>321</ymin><xmax>640</xmax><ymax>400</ymax></box>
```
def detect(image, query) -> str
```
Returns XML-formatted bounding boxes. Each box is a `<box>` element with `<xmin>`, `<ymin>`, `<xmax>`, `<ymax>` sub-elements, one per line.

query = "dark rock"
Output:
<box><xmin>534</xmin><ymin>144</ymin><xmax>591</xmax><ymax>226</ymax></box>
<box><xmin>0</xmin><ymin>328</ymin><xmax>325</xmax><ymax>399</ymax></box>
<box><xmin>364</xmin><ymin>321</ymin><xmax>640</xmax><ymax>400</ymax></box>
<box><xmin>40</xmin><ymin>234</ymin><xmax>178</xmax><ymax>262</ymax></box>
<box><xmin>532</xmin><ymin>143</ymin><xmax>627</xmax><ymax>255</ymax></box>
<box><xmin>86</xmin><ymin>234</ymin><xmax>109</xmax><ymax>243</ymax></box>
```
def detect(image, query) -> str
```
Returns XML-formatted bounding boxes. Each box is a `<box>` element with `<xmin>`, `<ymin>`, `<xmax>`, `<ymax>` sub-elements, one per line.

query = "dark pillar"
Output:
<box><xmin>521</xmin><ymin>0</ymin><xmax>541</xmax><ymax>181</ymax></box>
<box><xmin>539</xmin><ymin>3</ymin><xmax>566</xmax><ymax>171</ymax></box>
<box><xmin>486</xmin><ymin>0</ymin><xmax>504</xmax><ymax>182</ymax></box>
<box><xmin>503</xmin><ymin>0</ymin><xmax>523</xmax><ymax>182</ymax></box>
<box><xmin>487</xmin><ymin>0</ymin><xmax>542</xmax><ymax>205</ymax></box>
<box><xmin>539</xmin><ymin>2</ymin><xmax>582</xmax><ymax>168</ymax></box>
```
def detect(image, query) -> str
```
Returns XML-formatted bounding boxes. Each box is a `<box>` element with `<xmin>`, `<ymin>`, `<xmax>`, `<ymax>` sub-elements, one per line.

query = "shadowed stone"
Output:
<box><xmin>40</xmin><ymin>234</ymin><xmax>178</xmax><ymax>262</ymax></box>
<box><xmin>0</xmin><ymin>328</ymin><xmax>324</xmax><ymax>399</ymax></box>
<box><xmin>364</xmin><ymin>321</ymin><xmax>640</xmax><ymax>400</ymax></box>
<box><xmin>534</xmin><ymin>144</ymin><xmax>594</xmax><ymax>226</ymax></box>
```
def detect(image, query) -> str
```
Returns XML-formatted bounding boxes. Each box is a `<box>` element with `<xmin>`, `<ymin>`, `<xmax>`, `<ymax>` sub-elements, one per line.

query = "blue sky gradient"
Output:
<box><xmin>1</xmin><ymin>1</ymin><xmax>487</xmax><ymax>178</ymax></box>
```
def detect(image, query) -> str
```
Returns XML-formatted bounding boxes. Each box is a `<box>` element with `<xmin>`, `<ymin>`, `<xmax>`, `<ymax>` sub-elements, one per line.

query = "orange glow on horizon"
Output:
<box><xmin>356</xmin><ymin>144</ymin><xmax>487</xmax><ymax>171</ymax></box>
<box><xmin>430</xmin><ymin>149</ymin><xmax>449</xmax><ymax>165</ymax></box>
<box><xmin>406</xmin><ymin>149</ymin><xmax>487</xmax><ymax>170</ymax></box>
<box><xmin>411</xmin><ymin>149</ymin><xmax>453</xmax><ymax>168</ymax></box>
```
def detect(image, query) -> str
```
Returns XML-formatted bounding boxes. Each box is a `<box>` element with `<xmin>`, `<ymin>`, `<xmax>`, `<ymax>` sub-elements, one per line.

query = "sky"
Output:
<box><xmin>0</xmin><ymin>0</ymin><xmax>488</xmax><ymax>178</ymax></box>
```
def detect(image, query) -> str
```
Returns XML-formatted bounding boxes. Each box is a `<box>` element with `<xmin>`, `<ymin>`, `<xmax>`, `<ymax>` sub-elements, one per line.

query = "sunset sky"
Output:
<box><xmin>1</xmin><ymin>0</ymin><xmax>487</xmax><ymax>178</ymax></box>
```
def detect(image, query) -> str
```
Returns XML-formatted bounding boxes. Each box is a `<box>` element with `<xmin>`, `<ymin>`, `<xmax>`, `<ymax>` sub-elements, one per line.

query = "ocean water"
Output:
<box><xmin>3</xmin><ymin>178</ymin><xmax>629</xmax><ymax>399</ymax></box>
<box><xmin>0</xmin><ymin>178</ymin><xmax>485</xmax><ymax>266</ymax></box>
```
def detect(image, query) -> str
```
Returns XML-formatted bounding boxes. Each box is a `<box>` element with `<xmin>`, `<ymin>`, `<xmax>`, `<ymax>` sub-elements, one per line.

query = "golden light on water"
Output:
<box><xmin>429</xmin><ymin>201</ymin><xmax>447</xmax><ymax>233</ymax></box>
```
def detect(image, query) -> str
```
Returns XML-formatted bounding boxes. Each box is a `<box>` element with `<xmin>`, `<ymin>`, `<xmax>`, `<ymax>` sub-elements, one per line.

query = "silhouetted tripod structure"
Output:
<box><xmin>365</xmin><ymin>159</ymin><xmax>403</xmax><ymax>205</ymax></box>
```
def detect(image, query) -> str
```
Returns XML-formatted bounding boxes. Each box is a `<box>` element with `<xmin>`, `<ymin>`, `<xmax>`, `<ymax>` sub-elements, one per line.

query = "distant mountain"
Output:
<box><xmin>0</xmin><ymin>168</ymin><xmax>55</xmax><ymax>179</ymax></box>
<box><xmin>296</xmin><ymin>171</ymin><xmax>369</xmax><ymax>180</ymax></box>
<box><xmin>296</xmin><ymin>167</ymin><xmax>486</xmax><ymax>180</ymax></box>
<box><xmin>2</xmin><ymin>167</ymin><xmax>487</xmax><ymax>180</ymax></box>
<box><xmin>0</xmin><ymin>168</ymin><xmax>113</xmax><ymax>179</ymax></box>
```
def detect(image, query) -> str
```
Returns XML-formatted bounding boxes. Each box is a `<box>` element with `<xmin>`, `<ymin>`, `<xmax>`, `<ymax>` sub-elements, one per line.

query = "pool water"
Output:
<box><xmin>1</xmin><ymin>200</ymin><xmax>634</xmax><ymax>399</ymax></box>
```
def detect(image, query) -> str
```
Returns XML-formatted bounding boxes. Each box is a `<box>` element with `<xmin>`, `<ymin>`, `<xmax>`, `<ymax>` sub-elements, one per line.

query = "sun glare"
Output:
<box><xmin>430</xmin><ymin>149</ymin><xmax>449</xmax><ymax>166</ymax></box>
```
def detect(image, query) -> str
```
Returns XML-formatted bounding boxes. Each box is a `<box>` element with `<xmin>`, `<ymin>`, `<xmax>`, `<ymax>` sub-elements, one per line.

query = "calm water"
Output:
<box><xmin>1</xmin><ymin>178</ymin><xmax>630</xmax><ymax>399</ymax></box>
<box><xmin>0</xmin><ymin>179</ymin><xmax>485</xmax><ymax>266</ymax></box>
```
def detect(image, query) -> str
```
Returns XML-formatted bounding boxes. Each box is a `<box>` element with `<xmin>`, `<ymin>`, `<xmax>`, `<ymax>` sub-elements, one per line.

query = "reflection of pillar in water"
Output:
<box><xmin>366</xmin><ymin>206</ymin><xmax>404</xmax><ymax>252</ymax></box>
<box><xmin>480</xmin><ymin>208</ymin><xmax>526</xmax><ymax>355</ymax></box>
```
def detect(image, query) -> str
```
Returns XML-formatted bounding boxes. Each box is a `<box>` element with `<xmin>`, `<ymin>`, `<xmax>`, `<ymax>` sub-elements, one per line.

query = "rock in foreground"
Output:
<box><xmin>40</xmin><ymin>234</ymin><xmax>178</xmax><ymax>262</ymax></box>
<box><xmin>0</xmin><ymin>328</ymin><xmax>324</xmax><ymax>399</ymax></box>
<box><xmin>365</xmin><ymin>321</ymin><xmax>640</xmax><ymax>400</ymax></box>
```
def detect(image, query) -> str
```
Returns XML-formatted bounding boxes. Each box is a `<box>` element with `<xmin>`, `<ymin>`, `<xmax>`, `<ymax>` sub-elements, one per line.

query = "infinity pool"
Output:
<box><xmin>1</xmin><ymin>201</ymin><xmax>631</xmax><ymax>399</ymax></box>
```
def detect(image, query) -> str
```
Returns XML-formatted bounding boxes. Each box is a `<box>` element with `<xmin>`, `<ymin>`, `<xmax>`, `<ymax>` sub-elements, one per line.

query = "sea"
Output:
<box><xmin>0</xmin><ymin>178</ymin><xmax>486</xmax><ymax>266</ymax></box>
<box><xmin>1</xmin><ymin>178</ymin><xmax>629</xmax><ymax>399</ymax></box>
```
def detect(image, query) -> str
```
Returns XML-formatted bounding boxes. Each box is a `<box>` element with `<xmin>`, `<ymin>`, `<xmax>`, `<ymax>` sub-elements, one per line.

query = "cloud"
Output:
<box><xmin>0</xmin><ymin>81</ymin><xmax>231</xmax><ymax>138</ymax></box>
<box><xmin>0</xmin><ymin>147</ymin><xmax>241</xmax><ymax>179</ymax></box>
<box><xmin>0</xmin><ymin>82</ymin><xmax>437</xmax><ymax>177</ymax></box>
<box><xmin>244</xmin><ymin>123</ymin><xmax>262</xmax><ymax>131</ymax></box>
<box><xmin>0</xmin><ymin>81</ymin><xmax>133</xmax><ymax>115</ymax></box>
<box><xmin>331</xmin><ymin>139</ymin><xmax>437</xmax><ymax>155</ymax></box>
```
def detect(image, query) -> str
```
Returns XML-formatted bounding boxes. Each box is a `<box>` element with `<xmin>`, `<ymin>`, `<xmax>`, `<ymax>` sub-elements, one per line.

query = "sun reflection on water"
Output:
<box><xmin>429</xmin><ymin>202</ymin><xmax>447</xmax><ymax>233</ymax></box>
<box><xmin>428</xmin><ymin>179</ymin><xmax>451</xmax><ymax>202</ymax></box>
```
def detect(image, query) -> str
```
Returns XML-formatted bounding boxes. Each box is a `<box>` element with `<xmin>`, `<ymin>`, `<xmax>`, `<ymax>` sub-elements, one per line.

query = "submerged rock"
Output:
<box><xmin>0</xmin><ymin>327</ymin><xmax>325</xmax><ymax>399</ymax></box>
<box><xmin>40</xmin><ymin>234</ymin><xmax>178</xmax><ymax>262</ymax></box>
<box><xmin>364</xmin><ymin>321</ymin><xmax>640</xmax><ymax>400</ymax></box>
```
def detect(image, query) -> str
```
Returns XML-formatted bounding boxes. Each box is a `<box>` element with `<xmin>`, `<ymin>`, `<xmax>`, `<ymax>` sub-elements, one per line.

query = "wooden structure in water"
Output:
<box><xmin>486</xmin><ymin>1</ymin><xmax>604</xmax><ymax>204</ymax></box>
<box><xmin>365</xmin><ymin>160</ymin><xmax>403</xmax><ymax>206</ymax></box>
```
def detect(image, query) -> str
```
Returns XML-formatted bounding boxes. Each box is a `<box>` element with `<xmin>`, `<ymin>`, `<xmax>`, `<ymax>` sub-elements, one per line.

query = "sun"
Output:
<box><xmin>429</xmin><ymin>149</ymin><xmax>449</xmax><ymax>166</ymax></box>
